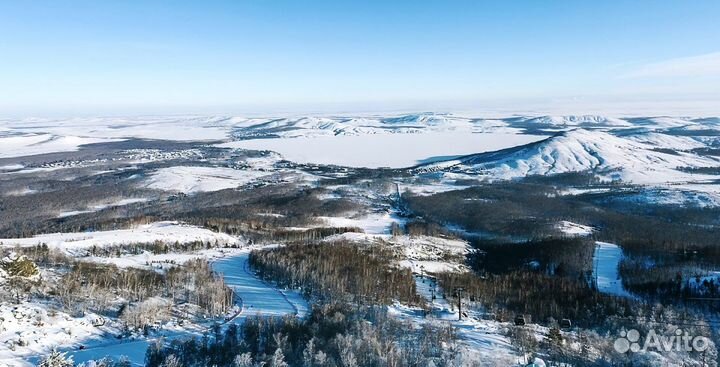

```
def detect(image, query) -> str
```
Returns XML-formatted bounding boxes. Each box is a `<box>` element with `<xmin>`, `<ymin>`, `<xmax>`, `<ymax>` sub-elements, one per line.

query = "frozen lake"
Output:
<box><xmin>218</xmin><ymin>132</ymin><xmax>547</xmax><ymax>168</ymax></box>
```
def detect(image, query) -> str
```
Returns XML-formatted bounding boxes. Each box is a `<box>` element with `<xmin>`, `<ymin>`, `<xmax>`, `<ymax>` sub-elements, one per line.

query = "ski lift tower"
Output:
<box><xmin>454</xmin><ymin>287</ymin><xmax>465</xmax><ymax>320</ymax></box>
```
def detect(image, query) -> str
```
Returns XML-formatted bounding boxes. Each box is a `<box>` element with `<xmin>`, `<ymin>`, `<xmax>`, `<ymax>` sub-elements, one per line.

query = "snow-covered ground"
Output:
<box><xmin>0</xmin><ymin>242</ymin><xmax>307</xmax><ymax>366</ymax></box>
<box><xmin>556</xmin><ymin>221</ymin><xmax>595</xmax><ymax>236</ymax></box>
<box><xmin>0</xmin><ymin>134</ymin><xmax>121</xmax><ymax>159</ymax></box>
<box><xmin>593</xmin><ymin>242</ymin><xmax>634</xmax><ymax>298</ymax></box>
<box><xmin>0</xmin><ymin>116</ymin><xmax>235</xmax><ymax>143</ymax></box>
<box><xmin>389</xmin><ymin>276</ymin><xmax>521</xmax><ymax>366</ymax></box>
<box><xmin>0</xmin><ymin>221</ymin><xmax>239</xmax><ymax>254</ymax></box>
<box><xmin>142</xmin><ymin>166</ymin><xmax>275</xmax><ymax>193</ymax></box>
<box><xmin>316</xmin><ymin>208</ymin><xmax>470</xmax><ymax>274</ymax></box>
<box><xmin>317</xmin><ymin>211</ymin><xmax>403</xmax><ymax>235</ymax></box>
<box><xmin>0</xmin><ymin>303</ymin><xmax>121</xmax><ymax>367</ymax></box>
<box><xmin>63</xmin><ymin>249</ymin><xmax>308</xmax><ymax>366</ymax></box>
<box><xmin>56</xmin><ymin>198</ymin><xmax>149</xmax><ymax>218</ymax></box>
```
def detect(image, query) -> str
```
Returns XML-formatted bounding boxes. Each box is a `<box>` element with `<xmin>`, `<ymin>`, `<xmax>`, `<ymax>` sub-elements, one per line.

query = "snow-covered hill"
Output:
<box><xmin>518</xmin><ymin>115</ymin><xmax>633</xmax><ymax>128</ymax></box>
<box><xmin>3</xmin><ymin>113</ymin><xmax>720</xmax><ymax>169</ymax></box>
<box><xmin>421</xmin><ymin>129</ymin><xmax>720</xmax><ymax>185</ymax></box>
<box><xmin>231</xmin><ymin>113</ymin><xmax>482</xmax><ymax>139</ymax></box>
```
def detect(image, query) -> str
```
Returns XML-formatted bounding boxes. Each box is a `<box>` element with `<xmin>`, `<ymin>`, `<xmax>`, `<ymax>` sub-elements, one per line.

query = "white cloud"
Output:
<box><xmin>622</xmin><ymin>52</ymin><xmax>720</xmax><ymax>79</ymax></box>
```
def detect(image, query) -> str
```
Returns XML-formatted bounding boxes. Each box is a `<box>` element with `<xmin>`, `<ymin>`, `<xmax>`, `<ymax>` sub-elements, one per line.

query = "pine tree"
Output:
<box><xmin>38</xmin><ymin>349</ymin><xmax>74</xmax><ymax>367</ymax></box>
<box><xmin>269</xmin><ymin>348</ymin><xmax>289</xmax><ymax>367</ymax></box>
<box><xmin>302</xmin><ymin>338</ymin><xmax>317</xmax><ymax>367</ymax></box>
<box><xmin>233</xmin><ymin>353</ymin><xmax>254</xmax><ymax>367</ymax></box>
<box><xmin>313</xmin><ymin>351</ymin><xmax>328</xmax><ymax>367</ymax></box>
<box><xmin>161</xmin><ymin>355</ymin><xmax>182</xmax><ymax>367</ymax></box>
<box><xmin>546</xmin><ymin>327</ymin><xmax>563</xmax><ymax>346</ymax></box>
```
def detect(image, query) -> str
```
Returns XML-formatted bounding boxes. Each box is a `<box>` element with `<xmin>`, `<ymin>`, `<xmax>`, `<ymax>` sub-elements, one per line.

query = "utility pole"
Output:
<box><xmin>454</xmin><ymin>287</ymin><xmax>465</xmax><ymax>321</ymax></box>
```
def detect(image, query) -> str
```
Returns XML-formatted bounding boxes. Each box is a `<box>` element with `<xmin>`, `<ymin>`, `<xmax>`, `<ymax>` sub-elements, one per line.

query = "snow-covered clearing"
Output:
<box><xmin>0</xmin><ymin>164</ymin><xmax>24</xmax><ymax>171</ymax></box>
<box><xmin>389</xmin><ymin>276</ymin><xmax>520</xmax><ymax>365</ymax></box>
<box><xmin>554</xmin><ymin>187</ymin><xmax>614</xmax><ymax>196</ymax></box>
<box><xmin>141</xmin><ymin>164</ymin><xmax>310</xmax><ymax>194</ymax></box>
<box><xmin>593</xmin><ymin>242</ymin><xmax>634</xmax><ymax>298</ymax></box>
<box><xmin>2</xmin><ymin>188</ymin><xmax>38</xmax><ymax>197</ymax></box>
<box><xmin>218</xmin><ymin>132</ymin><xmax>546</xmax><ymax>168</ymax></box>
<box><xmin>390</xmin><ymin>235</ymin><xmax>469</xmax><ymax>274</ymax></box>
<box><xmin>143</xmin><ymin>166</ymin><xmax>271</xmax><ymax>193</ymax></box>
<box><xmin>398</xmin><ymin>181</ymin><xmax>471</xmax><ymax>196</ymax></box>
<box><xmin>325</xmin><ymin>231</ymin><xmax>470</xmax><ymax>274</ymax></box>
<box><xmin>0</xmin><ymin>303</ymin><xmax>123</xmax><ymax>367</ymax></box>
<box><xmin>317</xmin><ymin>211</ymin><xmax>403</xmax><ymax>235</ymax></box>
<box><xmin>56</xmin><ymin>198</ymin><xmax>149</xmax><ymax>218</ymax></box>
<box><xmin>0</xmin><ymin>221</ymin><xmax>239</xmax><ymax>254</ymax></box>
<box><xmin>556</xmin><ymin>221</ymin><xmax>594</xmax><ymax>236</ymax></box>
<box><xmin>316</xmin><ymin>206</ymin><xmax>471</xmax><ymax>274</ymax></box>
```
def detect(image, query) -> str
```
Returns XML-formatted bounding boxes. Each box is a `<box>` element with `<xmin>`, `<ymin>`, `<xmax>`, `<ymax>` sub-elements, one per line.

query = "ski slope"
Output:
<box><xmin>593</xmin><ymin>242</ymin><xmax>634</xmax><ymax>298</ymax></box>
<box><xmin>212</xmin><ymin>251</ymin><xmax>309</xmax><ymax>319</ymax></box>
<box><xmin>388</xmin><ymin>276</ymin><xmax>519</xmax><ymax>365</ymax></box>
<box><xmin>22</xmin><ymin>249</ymin><xmax>307</xmax><ymax>366</ymax></box>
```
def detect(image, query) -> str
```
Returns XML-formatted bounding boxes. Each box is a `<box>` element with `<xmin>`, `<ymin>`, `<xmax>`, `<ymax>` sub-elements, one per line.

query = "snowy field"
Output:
<box><xmin>555</xmin><ymin>221</ymin><xmax>595</xmax><ymax>236</ymax></box>
<box><xmin>0</xmin><ymin>134</ymin><xmax>121</xmax><ymax>159</ymax></box>
<box><xmin>0</xmin><ymin>116</ymin><xmax>235</xmax><ymax>143</ymax></box>
<box><xmin>317</xmin><ymin>211</ymin><xmax>403</xmax><ymax>235</ymax></box>
<box><xmin>142</xmin><ymin>166</ymin><xmax>275</xmax><ymax>193</ymax></box>
<box><xmin>0</xmin><ymin>221</ymin><xmax>239</xmax><ymax>254</ymax></box>
<box><xmin>218</xmin><ymin>132</ymin><xmax>546</xmax><ymax>168</ymax></box>
<box><xmin>57</xmin><ymin>198</ymin><xmax>149</xmax><ymax>218</ymax></box>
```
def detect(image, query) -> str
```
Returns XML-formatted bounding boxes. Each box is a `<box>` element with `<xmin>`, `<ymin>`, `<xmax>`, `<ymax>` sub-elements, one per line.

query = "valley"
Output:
<box><xmin>1</xmin><ymin>113</ymin><xmax>720</xmax><ymax>366</ymax></box>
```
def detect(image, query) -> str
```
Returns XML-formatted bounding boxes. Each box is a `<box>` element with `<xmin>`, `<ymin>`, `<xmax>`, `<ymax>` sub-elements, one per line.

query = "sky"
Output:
<box><xmin>0</xmin><ymin>1</ymin><xmax>719</xmax><ymax>116</ymax></box>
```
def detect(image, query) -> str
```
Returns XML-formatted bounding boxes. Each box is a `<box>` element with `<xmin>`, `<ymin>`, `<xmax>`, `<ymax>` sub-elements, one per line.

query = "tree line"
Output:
<box><xmin>145</xmin><ymin>302</ymin><xmax>463</xmax><ymax>367</ymax></box>
<box><xmin>249</xmin><ymin>242</ymin><xmax>422</xmax><ymax>306</ymax></box>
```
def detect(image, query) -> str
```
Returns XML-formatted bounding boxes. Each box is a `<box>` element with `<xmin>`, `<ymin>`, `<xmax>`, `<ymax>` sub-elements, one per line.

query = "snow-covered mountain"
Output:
<box><xmin>4</xmin><ymin>113</ymin><xmax>720</xmax><ymax>163</ymax></box>
<box><xmin>381</xmin><ymin>113</ymin><xmax>473</xmax><ymax>127</ymax></box>
<box><xmin>518</xmin><ymin>115</ymin><xmax>633</xmax><ymax>128</ymax></box>
<box><xmin>229</xmin><ymin>113</ymin><xmax>720</xmax><ymax>139</ymax></box>
<box><xmin>232</xmin><ymin>113</ymin><xmax>480</xmax><ymax>138</ymax></box>
<box><xmin>421</xmin><ymin>129</ymin><xmax>720</xmax><ymax>184</ymax></box>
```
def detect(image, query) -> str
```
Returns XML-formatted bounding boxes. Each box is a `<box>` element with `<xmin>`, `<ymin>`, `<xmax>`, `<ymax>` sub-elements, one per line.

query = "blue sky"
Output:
<box><xmin>1</xmin><ymin>1</ymin><xmax>719</xmax><ymax>116</ymax></box>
